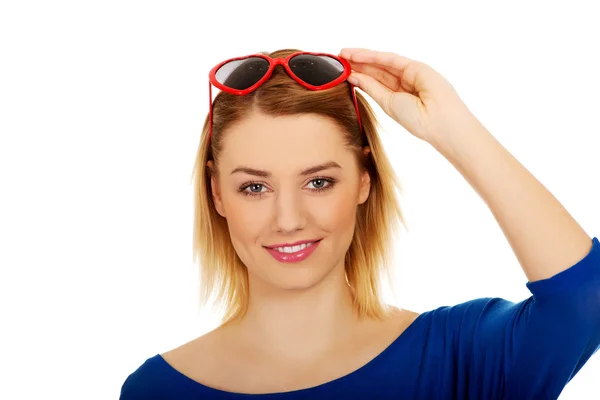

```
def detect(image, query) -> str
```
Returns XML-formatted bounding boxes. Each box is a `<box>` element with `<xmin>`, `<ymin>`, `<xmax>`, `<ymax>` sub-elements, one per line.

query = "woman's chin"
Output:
<box><xmin>253</xmin><ymin>269</ymin><xmax>330</xmax><ymax>293</ymax></box>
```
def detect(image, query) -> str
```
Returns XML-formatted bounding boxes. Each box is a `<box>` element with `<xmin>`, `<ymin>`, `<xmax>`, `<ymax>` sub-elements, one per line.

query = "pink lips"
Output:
<box><xmin>264</xmin><ymin>240</ymin><xmax>321</xmax><ymax>263</ymax></box>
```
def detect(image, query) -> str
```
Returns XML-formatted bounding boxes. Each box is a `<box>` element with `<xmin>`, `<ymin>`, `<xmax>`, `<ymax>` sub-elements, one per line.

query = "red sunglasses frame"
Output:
<box><xmin>207</xmin><ymin>51</ymin><xmax>362</xmax><ymax>139</ymax></box>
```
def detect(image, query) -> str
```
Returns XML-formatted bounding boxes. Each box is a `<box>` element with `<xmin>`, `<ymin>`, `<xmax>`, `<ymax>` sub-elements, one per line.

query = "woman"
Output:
<box><xmin>120</xmin><ymin>48</ymin><xmax>600</xmax><ymax>399</ymax></box>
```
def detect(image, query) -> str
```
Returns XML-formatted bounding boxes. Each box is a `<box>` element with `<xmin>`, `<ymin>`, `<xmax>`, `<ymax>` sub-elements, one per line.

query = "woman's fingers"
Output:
<box><xmin>340</xmin><ymin>48</ymin><xmax>405</xmax><ymax>79</ymax></box>
<box><xmin>349</xmin><ymin>70</ymin><xmax>423</xmax><ymax>135</ymax></box>
<box><xmin>347</xmin><ymin>71</ymin><xmax>392</xmax><ymax>114</ymax></box>
<box><xmin>347</xmin><ymin>61</ymin><xmax>406</xmax><ymax>93</ymax></box>
<box><xmin>340</xmin><ymin>49</ymin><xmax>412</xmax><ymax>74</ymax></box>
<box><xmin>340</xmin><ymin>48</ymin><xmax>422</xmax><ymax>94</ymax></box>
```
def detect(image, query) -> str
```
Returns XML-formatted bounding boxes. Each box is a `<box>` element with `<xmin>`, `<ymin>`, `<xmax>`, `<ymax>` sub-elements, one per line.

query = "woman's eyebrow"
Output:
<box><xmin>230</xmin><ymin>161</ymin><xmax>342</xmax><ymax>177</ymax></box>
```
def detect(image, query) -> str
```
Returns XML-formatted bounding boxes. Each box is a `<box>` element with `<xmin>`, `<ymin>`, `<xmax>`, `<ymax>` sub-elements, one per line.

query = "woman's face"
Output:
<box><xmin>209</xmin><ymin>111</ymin><xmax>370</xmax><ymax>292</ymax></box>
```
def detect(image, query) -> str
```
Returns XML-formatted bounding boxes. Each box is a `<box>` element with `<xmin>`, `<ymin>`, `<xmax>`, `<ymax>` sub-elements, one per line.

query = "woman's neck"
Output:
<box><xmin>224</xmin><ymin>266</ymin><xmax>366</xmax><ymax>363</ymax></box>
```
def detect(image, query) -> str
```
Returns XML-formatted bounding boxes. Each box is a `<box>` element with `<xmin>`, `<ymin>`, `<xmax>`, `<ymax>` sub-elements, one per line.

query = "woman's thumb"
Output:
<box><xmin>348</xmin><ymin>71</ymin><xmax>418</xmax><ymax>128</ymax></box>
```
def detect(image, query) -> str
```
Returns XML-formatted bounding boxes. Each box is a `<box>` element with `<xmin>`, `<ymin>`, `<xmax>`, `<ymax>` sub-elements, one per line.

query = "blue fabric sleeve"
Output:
<box><xmin>453</xmin><ymin>237</ymin><xmax>600</xmax><ymax>399</ymax></box>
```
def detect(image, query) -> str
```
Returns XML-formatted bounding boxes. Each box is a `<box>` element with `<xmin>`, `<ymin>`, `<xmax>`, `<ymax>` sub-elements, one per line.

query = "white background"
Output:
<box><xmin>1</xmin><ymin>1</ymin><xmax>599</xmax><ymax>399</ymax></box>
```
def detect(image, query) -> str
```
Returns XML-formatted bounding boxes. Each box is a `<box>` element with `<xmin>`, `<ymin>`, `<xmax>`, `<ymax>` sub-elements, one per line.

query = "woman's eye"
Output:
<box><xmin>308</xmin><ymin>179</ymin><xmax>327</xmax><ymax>189</ymax></box>
<box><xmin>247</xmin><ymin>183</ymin><xmax>264</xmax><ymax>193</ymax></box>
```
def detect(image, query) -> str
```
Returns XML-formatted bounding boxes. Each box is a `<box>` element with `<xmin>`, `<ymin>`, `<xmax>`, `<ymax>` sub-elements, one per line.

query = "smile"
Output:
<box><xmin>264</xmin><ymin>240</ymin><xmax>321</xmax><ymax>263</ymax></box>
<box><xmin>272</xmin><ymin>241</ymin><xmax>317</xmax><ymax>253</ymax></box>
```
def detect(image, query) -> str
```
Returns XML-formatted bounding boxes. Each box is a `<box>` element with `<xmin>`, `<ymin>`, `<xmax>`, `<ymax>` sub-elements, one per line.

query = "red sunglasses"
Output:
<box><xmin>208</xmin><ymin>51</ymin><xmax>362</xmax><ymax>139</ymax></box>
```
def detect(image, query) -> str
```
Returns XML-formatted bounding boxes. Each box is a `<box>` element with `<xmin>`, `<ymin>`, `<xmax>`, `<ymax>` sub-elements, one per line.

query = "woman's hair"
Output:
<box><xmin>191</xmin><ymin>49</ymin><xmax>406</xmax><ymax>325</ymax></box>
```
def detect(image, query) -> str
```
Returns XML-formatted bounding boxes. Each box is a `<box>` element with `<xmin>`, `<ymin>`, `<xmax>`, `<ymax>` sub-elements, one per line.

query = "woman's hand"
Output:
<box><xmin>339</xmin><ymin>48</ymin><xmax>479</xmax><ymax>148</ymax></box>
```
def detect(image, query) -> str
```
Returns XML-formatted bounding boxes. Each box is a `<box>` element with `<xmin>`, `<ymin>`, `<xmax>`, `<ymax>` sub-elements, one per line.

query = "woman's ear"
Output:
<box><xmin>358</xmin><ymin>147</ymin><xmax>371</xmax><ymax>205</ymax></box>
<box><xmin>358</xmin><ymin>170</ymin><xmax>371</xmax><ymax>205</ymax></box>
<box><xmin>207</xmin><ymin>160</ymin><xmax>226</xmax><ymax>218</ymax></box>
<box><xmin>363</xmin><ymin>146</ymin><xmax>371</xmax><ymax>159</ymax></box>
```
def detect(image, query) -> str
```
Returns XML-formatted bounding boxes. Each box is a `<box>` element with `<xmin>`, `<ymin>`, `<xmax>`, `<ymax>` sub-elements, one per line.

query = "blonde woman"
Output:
<box><xmin>120</xmin><ymin>48</ymin><xmax>600</xmax><ymax>399</ymax></box>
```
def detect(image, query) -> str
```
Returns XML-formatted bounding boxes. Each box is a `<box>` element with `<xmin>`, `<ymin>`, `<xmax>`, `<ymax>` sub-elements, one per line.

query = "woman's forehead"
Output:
<box><xmin>218</xmin><ymin>113</ymin><xmax>355</xmax><ymax>172</ymax></box>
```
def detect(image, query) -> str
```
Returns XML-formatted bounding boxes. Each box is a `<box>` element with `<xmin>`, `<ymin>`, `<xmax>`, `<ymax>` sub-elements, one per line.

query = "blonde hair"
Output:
<box><xmin>191</xmin><ymin>49</ymin><xmax>406</xmax><ymax>325</ymax></box>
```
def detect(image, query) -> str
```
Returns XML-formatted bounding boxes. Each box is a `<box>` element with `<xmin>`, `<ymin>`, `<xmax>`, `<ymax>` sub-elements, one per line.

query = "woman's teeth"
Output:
<box><xmin>275</xmin><ymin>242</ymin><xmax>316</xmax><ymax>253</ymax></box>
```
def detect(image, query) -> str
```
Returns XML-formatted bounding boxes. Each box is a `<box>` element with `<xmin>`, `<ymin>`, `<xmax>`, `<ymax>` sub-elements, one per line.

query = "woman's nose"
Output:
<box><xmin>271</xmin><ymin>189</ymin><xmax>307</xmax><ymax>233</ymax></box>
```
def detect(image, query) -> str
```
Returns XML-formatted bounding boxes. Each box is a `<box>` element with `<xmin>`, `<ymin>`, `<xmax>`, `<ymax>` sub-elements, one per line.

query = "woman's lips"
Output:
<box><xmin>264</xmin><ymin>240</ymin><xmax>321</xmax><ymax>263</ymax></box>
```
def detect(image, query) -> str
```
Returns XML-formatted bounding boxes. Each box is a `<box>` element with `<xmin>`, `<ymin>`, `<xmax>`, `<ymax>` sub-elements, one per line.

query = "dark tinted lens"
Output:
<box><xmin>289</xmin><ymin>55</ymin><xmax>344</xmax><ymax>86</ymax></box>
<box><xmin>215</xmin><ymin>57</ymin><xmax>270</xmax><ymax>90</ymax></box>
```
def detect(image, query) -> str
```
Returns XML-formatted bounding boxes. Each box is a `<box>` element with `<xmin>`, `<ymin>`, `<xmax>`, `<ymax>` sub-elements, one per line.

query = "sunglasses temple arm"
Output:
<box><xmin>350</xmin><ymin>84</ymin><xmax>363</xmax><ymax>133</ymax></box>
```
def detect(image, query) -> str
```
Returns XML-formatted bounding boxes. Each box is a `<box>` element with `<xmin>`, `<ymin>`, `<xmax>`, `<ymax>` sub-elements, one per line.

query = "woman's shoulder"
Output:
<box><xmin>120</xmin><ymin>327</ymin><xmax>229</xmax><ymax>398</ymax></box>
<box><xmin>416</xmin><ymin>297</ymin><xmax>520</xmax><ymax>334</ymax></box>
<box><xmin>161</xmin><ymin>326</ymin><xmax>222</xmax><ymax>365</ymax></box>
<box><xmin>119</xmin><ymin>351</ymin><xmax>182</xmax><ymax>398</ymax></box>
<box><xmin>161</xmin><ymin>325</ymin><xmax>235</xmax><ymax>387</ymax></box>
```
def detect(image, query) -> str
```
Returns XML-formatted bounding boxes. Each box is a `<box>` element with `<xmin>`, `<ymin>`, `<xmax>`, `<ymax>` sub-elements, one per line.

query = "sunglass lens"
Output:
<box><xmin>215</xmin><ymin>57</ymin><xmax>270</xmax><ymax>90</ymax></box>
<box><xmin>289</xmin><ymin>55</ymin><xmax>344</xmax><ymax>87</ymax></box>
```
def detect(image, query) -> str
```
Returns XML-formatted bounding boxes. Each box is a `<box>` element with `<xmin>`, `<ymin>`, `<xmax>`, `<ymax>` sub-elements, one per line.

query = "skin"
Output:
<box><xmin>162</xmin><ymin>111</ymin><xmax>419</xmax><ymax>393</ymax></box>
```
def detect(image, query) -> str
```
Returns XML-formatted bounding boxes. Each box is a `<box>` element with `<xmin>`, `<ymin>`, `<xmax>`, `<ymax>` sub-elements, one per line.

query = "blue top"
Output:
<box><xmin>120</xmin><ymin>237</ymin><xmax>600</xmax><ymax>399</ymax></box>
